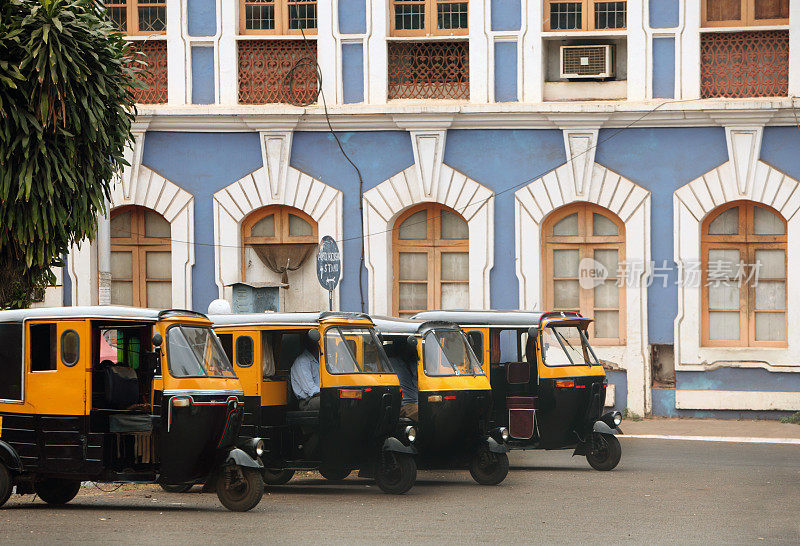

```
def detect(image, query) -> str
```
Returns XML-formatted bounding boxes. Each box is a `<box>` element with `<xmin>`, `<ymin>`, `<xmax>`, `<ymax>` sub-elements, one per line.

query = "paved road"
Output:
<box><xmin>3</xmin><ymin>438</ymin><xmax>798</xmax><ymax>544</ymax></box>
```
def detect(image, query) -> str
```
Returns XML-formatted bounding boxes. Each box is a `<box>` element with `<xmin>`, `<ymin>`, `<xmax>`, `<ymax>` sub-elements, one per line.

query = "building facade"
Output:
<box><xmin>42</xmin><ymin>0</ymin><xmax>800</xmax><ymax>418</ymax></box>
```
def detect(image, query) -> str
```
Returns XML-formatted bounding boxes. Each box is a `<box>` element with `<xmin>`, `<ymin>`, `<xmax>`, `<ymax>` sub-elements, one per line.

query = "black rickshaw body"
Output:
<box><xmin>0</xmin><ymin>307</ymin><xmax>263</xmax><ymax>510</ymax></box>
<box><xmin>412</xmin><ymin>310</ymin><xmax>620</xmax><ymax>454</ymax></box>
<box><xmin>372</xmin><ymin>317</ymin><xmax>504</xmax><ymax>471</ymax></box>
<box><xmin>211</xmin><ymin>312</ymin><xmax>414</xmax><ymax>483</ymax></box>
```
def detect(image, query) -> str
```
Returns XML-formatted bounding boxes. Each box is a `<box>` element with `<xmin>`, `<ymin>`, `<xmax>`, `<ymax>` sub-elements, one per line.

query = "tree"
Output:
<box><xmin>0</xmin><ymin>0</ymin><xmax>140</xmax><ymax>308</ymax></box>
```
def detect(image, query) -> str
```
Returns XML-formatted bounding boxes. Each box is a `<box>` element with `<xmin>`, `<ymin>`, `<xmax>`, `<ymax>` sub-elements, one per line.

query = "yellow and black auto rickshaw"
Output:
<box><xmin>372</xmin><ymin>317</ymin><xmax>509</xmax><ymax>485</ymax></box>
<box><xmin>414</xmin><ymin>310</ymin><xmax>622</xmax><ymax>471</ymax></box>
<box><xmin>0</xmin><ymin>307</ymin><xmax>265</xmax><ymax>511</ymax></box>
<box><xmin>211</xmin><ymin>312</ymin><xmax>417</xmax><ymax>494</ymax></box>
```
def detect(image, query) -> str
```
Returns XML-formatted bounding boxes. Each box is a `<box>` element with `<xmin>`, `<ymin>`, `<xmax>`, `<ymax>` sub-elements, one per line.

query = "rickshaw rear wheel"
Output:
<box><xmin>319</xmin><ymin>466</ymin><xmax>351</xmax><ymax>482</ymax></box>
<box><xmin>375</xmin><ymin>452</ymin><xmax>416</xmax><ymax>495</ymax></box>
<box><xmin>216</xmin><ymin>466</ymin><xmax>264</xmax><ymax>512</ymax></box>
<box><xmin>160</xmin><ymin>483</ymin><xmax>193</xmax><ymax>493</ymax></box>
<box><xmin>586</xmin><ymin>433</ymin><xmax>622</xmax><ymax>471</ymax></box>
<box><xmin>0</xmin><ymin>464</ymin><xmax>12</xmax><ymax>508</ymax></box>
<box><xmin>34</xmin><ymin>478</ymin><xmax>81</xmax><ymax>505</ymax></box>
<box><xmin>469</xmin><ymin>450</ymin><xmax>510</xmax><ymax>485</ymax></box>
<box><xmin>262</xmin><ymin>469</ymin><xmax>295</xmax><ymax>486</ymax></box>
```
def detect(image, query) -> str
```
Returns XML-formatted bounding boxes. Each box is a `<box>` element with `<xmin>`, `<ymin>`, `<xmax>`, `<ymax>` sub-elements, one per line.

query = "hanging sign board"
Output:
<box><xmin>316</xmin><ymin>236</ymin><xmax>341</xmax><ymax>291</ymax></box>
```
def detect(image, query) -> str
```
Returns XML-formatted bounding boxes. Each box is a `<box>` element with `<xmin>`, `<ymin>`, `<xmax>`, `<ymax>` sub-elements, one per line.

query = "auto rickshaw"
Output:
<box><xmin>0</xmin><ymin>307</ymin><xmax>265</xmax><ymax>511</ymax></box>
<box><xmin>210</xmin><ymin>312</ymin><xmax>417</xmax><ymax>494</ymax></box>
<box><xmin>413</xmin><ymin>310</ymin><xmax>622</xmax><ymax>471</ymax></box>
<box><xmin>372</xmin><ymin>317</ymin><xmax>509</xmax><ymax>485</ymax></box>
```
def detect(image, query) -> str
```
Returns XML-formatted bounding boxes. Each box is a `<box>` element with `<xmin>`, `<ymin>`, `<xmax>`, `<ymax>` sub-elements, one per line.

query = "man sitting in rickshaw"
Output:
<box><xmin>385</xmin><ymin>340</ymin><xmax>418</xmax><ymax>421</ymax></box>
<box><xmin>290</xmin><ymin>337</ymin><xmax>321</xmax><ymax>411</ymax></box>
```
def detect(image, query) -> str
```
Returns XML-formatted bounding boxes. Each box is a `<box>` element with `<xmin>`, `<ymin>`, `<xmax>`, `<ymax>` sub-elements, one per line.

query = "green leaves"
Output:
<box><xmin>0</xmin><ymin>0</ymin><xmax>138</xmax><ymax>309</ymax></box>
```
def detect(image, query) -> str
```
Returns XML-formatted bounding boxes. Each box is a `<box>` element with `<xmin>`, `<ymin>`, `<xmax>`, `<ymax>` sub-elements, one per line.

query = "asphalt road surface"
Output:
<box><xmin>3</xmin><ymin>438</ymin><xmax>798</xmax><ymax>544</ymax></box>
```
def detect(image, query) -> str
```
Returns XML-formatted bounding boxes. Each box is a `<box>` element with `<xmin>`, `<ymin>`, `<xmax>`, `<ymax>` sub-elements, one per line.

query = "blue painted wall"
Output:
<box><xmin>342</xmin><ymin>43</ymin><xmax>364</xmax><ymax>104</ymax></box>
<box><xmin>443</xmin><ymin>130</ymin><xmax>567</xmax><ymax>309</ymax></box>
<box><xmin>761</xmin><ymin>127</ymin><xmax>800</xmax><ymax>181</ymax></box>
<box><xmin>606</xmin><ymin>370</ymin><xmax>627</xmax><ymax>413</ymax></box>
<box><xmin>652</xmin><ymin>37</ymin><xmax>675</xmax><ymax>99</ymax></box>
<box><xmin>491</xmin><ymin>0</ymin><xmax>521</xmax><ymax>31</ymax></box>
<box><xmin>595</xmin><ymin>128</ymin><xmax>728</xmax><ymax>344</ymax></box>
<box><xmin>142</xmin><ymin>132</ymin><xmax>263</xmax><ymax>312</ymax></box>
<box><xmin>62</xmin><ymin>263</ymin><xmax>72</xmax><ymax>306</ymax></box>
<box><xmin>649</xmin><ymin>0</ymin><xmax>679</xmax><ymax>28</ymax></box>
<box><xmin>187</xmin><ymin>0</ymin><xmax>216</xmax><ymax>37</ymax></box>
<box><xmin>494</xmin><ymin>41</ymin><xmax>518</xmax><ymax>102</ymax></box>
<box><xmin>290</xmin><ymin>131</ymin><xmax>416</xmax><ymax>312</ymax></box>
<box><xmin>339</xmin><ymin>0</ymin><xmax>367</xmax><ymax>34</ymax></box>
<box><xmin>191</xmin><ymin>47</ymin><xmax>215</xmax><ymax>105</ymax></box>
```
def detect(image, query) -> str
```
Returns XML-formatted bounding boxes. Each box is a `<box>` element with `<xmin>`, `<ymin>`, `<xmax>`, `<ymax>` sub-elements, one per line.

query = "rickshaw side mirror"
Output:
<box><xmin>406</xmin><ymin>335</ymin><xmax>417</xmax><ymax>349</ymax></box>
<box><xmin>307</xmin><ymin>329</ymin><xmax>321</xmax><ymax>343</ymax></box>
<box><xmin>527</xmin><ymin>327</ymin><xmax>539</xmax><ymax>339</ymax></box>
<box><xmin>152</xmin><ymin>333</ymin><xmax>163</xmax><ymax>348</ymax></box>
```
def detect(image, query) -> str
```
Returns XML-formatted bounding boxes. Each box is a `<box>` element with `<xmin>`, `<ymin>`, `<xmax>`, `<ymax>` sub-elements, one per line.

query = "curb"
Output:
<box><xmin>623</xmin><ymin>434</ymin><xmax>800</xmax><ymax>445</ymax></box>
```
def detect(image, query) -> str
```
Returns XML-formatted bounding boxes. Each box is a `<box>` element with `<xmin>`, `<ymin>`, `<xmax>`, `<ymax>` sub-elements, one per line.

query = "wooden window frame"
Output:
<box><xmin>700</xmin><ymin>200</ymin><xmax>787</xmax><ymax>348</ymax></box>
<box><xmin>240</xmin><ymin>205</ymin><xmax>319</xmax><ymax>282</ymax></box>
<box><xmin>106</xmin><ymin>0</ymin><xmax>167</xmax><ymax>36</ymax></box>
<box><xmin>542</xmin><ymin>203</ymin><xmax>626</xmax><ymax>345</ymax></box>
<box><xmin>392</xmin><ymin>203</ymin><xmax>469</xmax><ymax>316</ymax></box>
<box><xmin>390</xmin><ymin>0</ymin><xmax>469</xmax><ymax>37</ymax></box>
<box><xmin>110</xmin><ymin>205</ymin><xmax>171</xmax><ymax>308</ymax></box>
<box><xmin>701</xmin><ymin>0</ymin><xmax>789</xmax><ymax>28</ymax></box>
<box><xmin>239</xmin><ymin>0</ymin><xmax>318</xmax><ymax>36</ymax></box>
<box><xmin>543</xmin><ymin>0</ymin><xmax>628</xmax><ymax>32</ymax></box>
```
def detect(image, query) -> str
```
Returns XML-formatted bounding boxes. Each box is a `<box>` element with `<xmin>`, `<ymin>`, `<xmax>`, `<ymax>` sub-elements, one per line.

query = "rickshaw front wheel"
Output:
<box><xmin>375</xmin><ymin>452</ymin><xmax>416</xmax><ymax>495</ymax></box>
<box><xmin>216</xmin><ymin>466</ymin><xmax>264</xmax><ymax>512</ymax></box>
<box><xmin>469</xmin><ymin>450</ymin><xmax>510</xmax><ymax>485</ymax></box>
<box><xmin>0</xmin><ymin>463</ymin><xmax>12</xmax><ymax>508</ymax></box>
<box><xmin>160</xmin><ymin>483</ymin><xmax>193</xmax><ymax>493</ymax></box>
<box><xmin>262</xmin><ymin>468</ymin><xmax>295</xmax><ymax>486</ymax></box>
<box><xmin>34</xmin><ymin>478</ymin><xmax>81</xmax><ymax>505</ymax></box>
<box><xmin>586</xmin><ymin>433</ymin><xmax>622</xmax><ymax>471</ymax></box>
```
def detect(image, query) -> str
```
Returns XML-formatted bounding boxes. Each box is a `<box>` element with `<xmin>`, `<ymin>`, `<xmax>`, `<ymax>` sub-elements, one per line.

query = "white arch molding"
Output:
<box><xmin>68</xmin><ymin>132</ymin><xmax>195</xmax><ymax>308</ymax></box>
<box><xmin>674</xmin><ymin>126</ymin><xmax>800</xmax><ymax>372</ymax></box>
<box><xmin>363</xmin><ymin>130</ymin><xmax>494</xmax><ymax>315</ymax></box>
<box><xmin>213</xmin><ymin>131</ymin><xmax>343</xmax><ymax>310</ymax></box>
<box><xmin>514</xmin><ymin>129</ymin><xmax>651</xmax><ymax>415</ymax></box>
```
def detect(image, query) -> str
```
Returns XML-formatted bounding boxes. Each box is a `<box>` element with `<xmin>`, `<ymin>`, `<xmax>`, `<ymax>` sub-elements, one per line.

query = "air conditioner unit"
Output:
<box><xmin>560</xmin><ymin>44</ymin><xmax>615</xmax><ymax>79</ymax></box>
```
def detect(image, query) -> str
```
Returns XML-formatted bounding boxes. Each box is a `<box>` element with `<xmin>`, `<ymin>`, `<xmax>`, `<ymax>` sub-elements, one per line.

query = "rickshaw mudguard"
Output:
<box><xmin>0</xmin><ymin>440</ymin><xmax>23</xmax><ymax>472</ymax></box>
<box><xmin>592</xmin><ymin>421</ymin><xmax>621</xmax><ymax>435</ymax></box>
<box><xmin>382</xmin><ymin>436</ymin><xmax>417</xmax><ymax>455</ymax></box>
<box><xmin>224</xmin><ymin>448</ymin><xmax>264</xmax><ymax>470</ymax></box>
<box><xmin>484</xmin><ymin>437</ymin><xmax>508</xmax><ymax>454</ymax></box>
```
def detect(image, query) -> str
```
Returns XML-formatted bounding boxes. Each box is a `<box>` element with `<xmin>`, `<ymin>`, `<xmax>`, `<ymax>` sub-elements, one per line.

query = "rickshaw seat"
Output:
<box><xmin>507</xmin><ymin>396</ymin><xmax>536</xmax><ymax>440</ymax></box>
<box><xmin>506</xmin><ymin>361</ymin><xmax>530</xmax><ymax>384</ymax></box>
<box><xmin>103</xmin><ymin>365</ymin><xmax>140</xmax><ymax>409</ymax></box>
<box><xmin>286</xmin><ymin>410</ymin><xmax>319</xmax><ymax>427</ymax></box>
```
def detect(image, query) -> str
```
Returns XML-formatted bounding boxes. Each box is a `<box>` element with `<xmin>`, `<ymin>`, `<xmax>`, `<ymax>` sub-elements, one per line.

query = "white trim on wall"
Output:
<box><xmin>362</xmin><ymin>130</ymin><xmax>494</xmax><ymax>315</ymax></box>
<box><xmin>514</xmin><ymin>128</ymin><xmax>651</xmax><ymax>415</ymax></box>
<box><xmin>212</xmin><ymin>131</ymin><xmax>344</xmax><ymax>307</ymax></box>
<box><xmin>673</xmin><ymin>125</ymin><xmax>800</xmax><ymax>372</ymax></box>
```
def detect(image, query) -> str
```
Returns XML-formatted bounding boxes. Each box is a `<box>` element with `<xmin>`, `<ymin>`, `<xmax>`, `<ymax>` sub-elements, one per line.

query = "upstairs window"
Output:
<box><xmin>240</xmin><ymin>0</ymin><xmax>318</xmax><ymax>35</ymax></box>
<box><xmin>544</xmin><ymin>1</ymin><xmax>626</xmax><ymax>31</ymax></box>
<box><xmin>702</xmin><ymin>0</ymin><xmax>788</xmax><ymax>27</ymax></box>
<box><xmin>105</xmin><ymin>1</ymin><xmax>167</xmax><ymax>35</ymax></box>
<box><xmin>391</xmin><ymin>0</ymin><xmax>468</xmax><ymax>37</ymax></box>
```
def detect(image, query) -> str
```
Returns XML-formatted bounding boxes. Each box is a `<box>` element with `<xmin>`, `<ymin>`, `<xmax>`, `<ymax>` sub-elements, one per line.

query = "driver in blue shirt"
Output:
<box><xmin>291</xmin><ymin>337</ymin><xmax>320</xmax><ymax>411</ymax></box>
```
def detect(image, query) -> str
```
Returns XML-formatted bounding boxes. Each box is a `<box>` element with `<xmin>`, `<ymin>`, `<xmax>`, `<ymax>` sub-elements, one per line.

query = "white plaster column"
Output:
<box><xmin>218</xmin><ymin>0</ymin><xmax>239</xmax><ymax>105</ymax></box>
<box><xmin>627</xmin><ymin>0</ymin><xmax>647</xmax><ymax>101</ymax></box>
<box><xmin>366</xmin><ymin>0</ymin><xmax>388</xmax><ymax>103</ymax></box>
<box><xmin>97</xmin><ymin>197</ymin><xmax>112</xmax><ymax>305</ymax></box>
<box><xmin>468</xmin><ymin>0</ymin><xmax>490</xmax><ymax>102</ymax></box>
<box><xmin>679</xmin><ymin>0</ymin><xmax>701</xmax><ymax>99</ymax></box>
<box><xmin>789</xmin><ymin>0</ymin><xmax>800</xmax><ymax>96</ymax></box>
<box><xmin>166</xmin><ymin>0</ymin><xmax>188</xmax><ymax>105</ymax></box>
<box><xmin>316</xmin><ymin>0</ymin><xmax>337</xmax><ymax>103</ymax></box>
<box><xmin>521</xmin><ymin>0</ymin><xmax>543</xmax><ymax>102</ymax></box>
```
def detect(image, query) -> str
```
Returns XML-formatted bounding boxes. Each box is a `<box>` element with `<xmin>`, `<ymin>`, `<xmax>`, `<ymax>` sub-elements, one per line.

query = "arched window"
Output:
<box><xmin>701</xmin><ymin>200</ymin><xmax>787</xmax><ymax>347</ymax></box>
<box><xmin>393</xmin><ymin>203</ymin><xmax>469</xmax><ymax>317</ymax></box>
<box><xmin>542</xmin><ymin>203</ymin><xmax>625</xmax><ymax>344</ymax></box>
<box><xmin>241</xmin><ymin>205</ymin><xmax>318</xmax><ymax>284</ymax></box>
<box><xmin>110</xmin><ymin>206</ymin><xmax>171</xmax><ymax>308</ymax></box>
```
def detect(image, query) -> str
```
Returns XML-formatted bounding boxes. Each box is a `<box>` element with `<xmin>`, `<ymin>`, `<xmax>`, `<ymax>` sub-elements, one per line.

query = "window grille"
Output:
<box><xmin>129</xmin><ymin>40</ymin><xmax>168</xmax><ymax>104</ymax></box>
<box><xmin>238</xmin><ymin>40</ymin><xmax>318</xmax><ymax>104</ymax></box>
<box><xmin>387</xmin><ymin>41</ymin><xmax>469</xmax><ymax>100</ymax></box>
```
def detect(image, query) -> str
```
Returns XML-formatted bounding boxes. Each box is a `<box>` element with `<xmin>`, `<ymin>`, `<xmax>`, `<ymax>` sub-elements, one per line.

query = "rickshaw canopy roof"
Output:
<box><xmin>371</xmin><ymin>316</ymin><xmax>462</xmax><ymax>336</ymax></box>
<box><xmin>0</xmin><ymin>306</ymin><xmax>166</xmax><ymax>324</ymax></box>
<box><xmin>209</xmin><ymin>311</ymin><xmax>372</xmax><ymax>328</ymax></box>
<box><xmin>412</xmin><ymin>310</ymin><xmax>591</xmax><ymax>328</ymax></box>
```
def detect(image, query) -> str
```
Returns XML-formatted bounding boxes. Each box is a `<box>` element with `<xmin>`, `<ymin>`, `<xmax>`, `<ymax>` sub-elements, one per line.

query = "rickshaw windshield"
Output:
<box><xmin>423</xmin><ymin>329</ymin><xmax>484</xmax><ymax>377</ymax></box>
<box><xmin>540</xmin><ymin>325</ymin><xmax>599</xmax><ymax>367</ymax></box>
<box><xmin>324</xmin><ymin>326</ymin><xmax>393</xmax><ymax>374</ymax></box>
<box><xmin>167</xmin><ymin>325</ymin><xmax>236</xmax><ymax>378</ymax></box>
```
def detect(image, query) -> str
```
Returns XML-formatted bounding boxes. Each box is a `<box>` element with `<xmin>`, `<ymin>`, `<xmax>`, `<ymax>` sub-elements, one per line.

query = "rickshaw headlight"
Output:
<box><xmin>252</xmin><ymin>438</ymin><xmax>265</xmax><ymax>457</ymax></box>
<box><xmin>612</xmin><ymin>412</ymin><xmax>622</xmax><ymax>426</ymax></box>
<box><xmin>500</xmin><ymin>427</ymin><xmax>510</xmax><ymax>442</ymax></box>
<box><xmin>404</xmin><ymin>426</ymin><xmax>417</xmax><ymax>443</ymax></box>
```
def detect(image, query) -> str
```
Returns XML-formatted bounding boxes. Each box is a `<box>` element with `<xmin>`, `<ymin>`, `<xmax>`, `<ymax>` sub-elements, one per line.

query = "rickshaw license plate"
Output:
<box><xmin>339</xmin><ymin>389</ymin><xmax>363</xmax><ymax>399</ymax></box>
